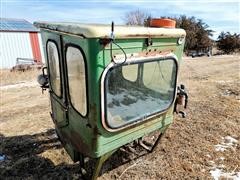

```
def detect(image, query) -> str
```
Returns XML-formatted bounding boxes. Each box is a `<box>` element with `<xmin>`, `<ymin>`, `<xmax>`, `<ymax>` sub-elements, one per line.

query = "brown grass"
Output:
<box><xmin>0</xmin><ymin>55</ymin><xmax>239</xmax><ymax>179</ymax></box>
<box><xmin>0</xmin><ymin>69</ymin><xmax>41</xmax><ymax>86</ymax></box>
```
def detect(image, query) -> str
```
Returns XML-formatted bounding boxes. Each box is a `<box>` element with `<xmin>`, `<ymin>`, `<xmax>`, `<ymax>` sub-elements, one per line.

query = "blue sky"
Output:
<box><xmin>1</xmin><ymin>0</ymin><xmax>239</xmax><ymax>39</ymax></box>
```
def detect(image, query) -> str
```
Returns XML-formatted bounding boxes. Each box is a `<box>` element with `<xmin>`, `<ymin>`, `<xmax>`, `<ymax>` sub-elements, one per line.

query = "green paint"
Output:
<box><xmin>40</xmin><ymin>28</ymin><xmax>185</xmax><ymax>161</ymax></box>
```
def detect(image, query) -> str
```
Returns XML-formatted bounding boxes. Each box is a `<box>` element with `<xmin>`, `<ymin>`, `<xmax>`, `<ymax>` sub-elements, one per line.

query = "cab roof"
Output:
<box><xmin>34</xmin><ymin>22</ymin><xmax>186</xmax><ymax>39</ymax></box>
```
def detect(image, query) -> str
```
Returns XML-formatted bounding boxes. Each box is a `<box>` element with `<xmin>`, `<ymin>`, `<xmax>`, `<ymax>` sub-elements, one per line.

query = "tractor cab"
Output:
<box><xmin>35</xmin><ymin>19</ymin><xmax>187</xmax><ymax>179</ymax></box>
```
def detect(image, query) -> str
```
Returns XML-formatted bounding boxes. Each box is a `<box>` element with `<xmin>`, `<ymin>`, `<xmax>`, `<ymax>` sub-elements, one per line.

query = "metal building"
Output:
<box><xmin>0</xmin><ymin>18</ymin><xmax>45</xmax><ymax>69</ymax></box>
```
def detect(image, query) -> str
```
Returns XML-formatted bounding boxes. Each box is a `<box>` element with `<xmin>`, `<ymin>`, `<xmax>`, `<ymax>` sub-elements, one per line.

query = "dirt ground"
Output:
<box><xmin>0</xmin><ymin>55</ymin><xmax>239</xmax><ymax>179</ymax></box>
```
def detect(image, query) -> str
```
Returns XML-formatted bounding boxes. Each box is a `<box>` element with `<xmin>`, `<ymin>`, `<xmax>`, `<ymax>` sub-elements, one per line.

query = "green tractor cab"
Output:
<box><xmin>35</xmin><ymin>20</ymin><xmax>187</xmax><ymax>179</ymax></box>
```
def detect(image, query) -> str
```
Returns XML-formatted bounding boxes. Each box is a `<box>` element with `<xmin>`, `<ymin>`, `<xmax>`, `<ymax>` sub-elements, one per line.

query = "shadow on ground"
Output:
<box><xmin>0</xmin><ymin>129</ymin><xmax>152</xmax><ymax>179</ymax></box>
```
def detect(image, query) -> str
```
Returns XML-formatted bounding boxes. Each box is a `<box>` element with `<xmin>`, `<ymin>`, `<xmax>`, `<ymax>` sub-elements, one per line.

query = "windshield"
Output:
<box><xmin>104</xmin><ymin>58</ymin><xmax>177</xmax><ymax>129</ymax></box>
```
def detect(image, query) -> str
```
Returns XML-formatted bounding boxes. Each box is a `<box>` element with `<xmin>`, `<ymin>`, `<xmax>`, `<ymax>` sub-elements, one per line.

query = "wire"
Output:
<box><xmin>111</xmin><ymin>41</ymin><xmax>127</xmax><ymax>65</ymax></box>
<box><xmin>109</xmin><ymin>21</ymin><xmax>127</xmax><ymax>65</ymax></box>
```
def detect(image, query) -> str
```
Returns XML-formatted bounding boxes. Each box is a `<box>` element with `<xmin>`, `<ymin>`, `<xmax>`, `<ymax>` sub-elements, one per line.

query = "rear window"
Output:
<box><xmin>104</xmin><ymin>58</ymin><xmax>177</xmax><ymax>129</ymax></box>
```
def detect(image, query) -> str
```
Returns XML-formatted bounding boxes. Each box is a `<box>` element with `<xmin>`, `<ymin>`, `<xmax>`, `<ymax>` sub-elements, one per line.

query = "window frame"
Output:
<box><xmin>65</xmin><ymin>43</ymin><xmax>89</xmax><ymax>117</ymax></box>
<box><xmin>46</xmin><ymin>39</ymin><xmax>63</xmax><ymax>98</ymax></box>
<box><xmin>100</xmin><ymin>55</ymin><xmax>179</xmax><ymax>132</ymax></box>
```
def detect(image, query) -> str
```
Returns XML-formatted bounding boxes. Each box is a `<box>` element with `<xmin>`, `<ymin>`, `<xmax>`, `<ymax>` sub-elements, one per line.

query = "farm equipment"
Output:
<box><xmin>35</xmin><ymin>19</ymin><xmax>187</xmax><ymax>179</ymax></box>
<box><xmin>11</xmin><ymin>58</ymin><xmax>42</xmax><ymax>71</ymax></box>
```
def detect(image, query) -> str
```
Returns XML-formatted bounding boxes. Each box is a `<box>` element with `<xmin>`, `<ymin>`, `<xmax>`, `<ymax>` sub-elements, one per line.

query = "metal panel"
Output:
<box><xmin>29</xmin><ymin>32</ymin><xmax>42</xmax><ymax>63</ymax></box>
<box><xmin>0</xmin><ymin>18</ymin><xmax>38</xmax><ymax>32</ymax></box>
<box><xmin>0</xmin><ymin>32</ymin><xmax>33</xmax><ymax>69</ymax></box>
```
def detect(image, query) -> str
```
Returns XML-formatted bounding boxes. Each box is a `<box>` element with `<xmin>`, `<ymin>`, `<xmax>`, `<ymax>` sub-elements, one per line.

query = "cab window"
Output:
<box><xmin>47</xmin><ymin>41</ymin><xmax>61</xmax><ymax>97</ymax></box>
<box><xmin>122</xmin><ymin>64</ymin><xmax>138</xmax><ymax>82</ymax></box>
<box><xmin>104</xmin><ymin>58</ymin><xmax>177</xmax><ymax>129</ymax></box>
<box><xmin>66</xmin><ymin>46</ymin><xmax>87</xmax><ymax>116</ymax></box>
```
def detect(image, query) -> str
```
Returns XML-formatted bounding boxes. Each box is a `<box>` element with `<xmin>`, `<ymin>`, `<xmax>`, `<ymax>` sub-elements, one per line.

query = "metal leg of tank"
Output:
<box><xmin>91</xmin><ymin>149</ymin><xmax>117</xmax><ymax>180</ymax></box>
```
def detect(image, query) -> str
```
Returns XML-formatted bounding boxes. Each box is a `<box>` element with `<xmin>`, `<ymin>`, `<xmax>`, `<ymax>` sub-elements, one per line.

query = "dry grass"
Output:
<box><xmin>0</xmin><ymin>55</ymin><xmax>239</xmax><ymax>179</ymax></box>
<box><xmin>0</xmin><ymin>69</ymin><xmax>41</xmax><ymax>86</ymax></box>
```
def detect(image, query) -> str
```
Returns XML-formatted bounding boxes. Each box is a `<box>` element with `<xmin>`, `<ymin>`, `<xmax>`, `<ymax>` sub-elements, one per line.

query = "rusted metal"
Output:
<box><xmin>174</xmin><ymin>84</ymin><xmax>189</xmax><ymax>118</ymax></box>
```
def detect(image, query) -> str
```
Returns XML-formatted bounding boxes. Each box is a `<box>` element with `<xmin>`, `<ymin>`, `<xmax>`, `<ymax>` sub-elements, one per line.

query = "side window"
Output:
<box><xmin>66</xmin><ymin>46</ymin><xmax>87</xmax><ymax>116</ymax></box>
<box><xmin>143</xmin><ymin>60</ymin><xmax>176</xmax><ymax>93</ymax></box>
<box><xmin>47</xmin><ymin>41</ymin><xmax>61</xmax><ymax>97</ymax></box>
<box><xmin>122</xmin><ymin>64</ymin><xmax>138</xmax><ymax>82</ymax></box>
<box><xmin>143</xmin><ymin>59</ymin><xmax>176</xmax><ymax>93</ymax></box>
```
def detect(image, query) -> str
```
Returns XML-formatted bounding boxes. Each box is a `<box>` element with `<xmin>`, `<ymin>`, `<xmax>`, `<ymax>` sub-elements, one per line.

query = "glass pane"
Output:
<box><xmin>66</xmin><ymin>47</ymin><xmax>87</xmax><ymax>116</ymax></box>
<box><xmin>143</xmin><ymin>60</ymin><xmax>176</xmax><ymax>95</ymax></box>
<box><xmin>105</xmin><ymin>59</ymin><xmax>176</xmax><ymax>128</ymax></box>
<box><xmin>122</xmin><ymin>64</ymin><xmax>138</xmax><ymax>82</ymax></box>
<box><xmin>47</xmin><ymin>41</ymin><xmax>61</xmax><ymax>97</ymax></box>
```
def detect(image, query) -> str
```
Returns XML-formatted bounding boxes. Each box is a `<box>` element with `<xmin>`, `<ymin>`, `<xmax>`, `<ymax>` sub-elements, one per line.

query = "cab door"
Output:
<box><xmin>46</xmin><ymin>33</ymin><xmax>68</xmax><ymax>127</ymax></box>
<box><xmin>62</xmin><ymin>36</ymin><xmax>88</xmax><ymax>121</ymax></box>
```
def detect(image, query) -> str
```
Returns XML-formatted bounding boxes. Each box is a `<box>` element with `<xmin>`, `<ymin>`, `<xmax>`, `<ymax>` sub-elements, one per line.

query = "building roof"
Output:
<box><xmin>0</xmin><ymin>18</ymin><xmax>39</xmax><ymax>32</ymax></box>
<box><xmin>34</xmin><ymin>21</ymin><xmax>186</xmax><ymax>39</ymax></box>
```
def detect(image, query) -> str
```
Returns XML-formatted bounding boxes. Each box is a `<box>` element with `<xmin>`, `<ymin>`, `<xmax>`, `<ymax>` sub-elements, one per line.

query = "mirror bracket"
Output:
<box><xmin>37</xmin><ymin>67</ymin><xmax>49</xmax><ymax>94</ymax></box>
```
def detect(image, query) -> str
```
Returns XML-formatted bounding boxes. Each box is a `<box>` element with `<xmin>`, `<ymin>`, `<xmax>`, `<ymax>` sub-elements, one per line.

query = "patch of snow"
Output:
<box><xmin>209</xmin><ymin>136</ymin><xmax>239</xmax><ymax>180</ymax></box>
<box><xmin>210</xmin><ymin>168</ymin><xmax>240</xmax><ymax>180</ymax></box>
<box><xmin>225</xmin><ymin>136</ymin><xmax>238</xmax><ymax>144</ymax></box>
<box><xmin>215</xmin><ymin>144</ymin><xmax>229</xmax><ymax>152</ymax></box>
<box><xmin>210</xmin><ymin>168</ymin><xmax>222</xmax><ymax>180</ymax></box>
<box><xmin>0</xmin><ymin>81</ymin><xmax>38</xmax><ymax>90</ymax></box>
<box><xmin>215</xmin><ymin>136</ymin><xmax>238</xmax><ymax>152</ymax></box>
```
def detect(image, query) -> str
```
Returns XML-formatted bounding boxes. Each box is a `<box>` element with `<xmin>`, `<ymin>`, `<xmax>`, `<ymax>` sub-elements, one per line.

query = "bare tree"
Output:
<box><xmin>124</xmin><ymin>10</ymin><xmax>150</xmax><ymax>26</ymax></box>
<box><xmin>124</xmin><ymin>10</ymin><xmax>214</xmax><ymax>53</ymax></box>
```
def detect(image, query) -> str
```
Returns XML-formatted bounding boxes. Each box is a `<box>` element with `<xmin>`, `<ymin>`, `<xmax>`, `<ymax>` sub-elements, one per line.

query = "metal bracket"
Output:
<box><xmin>174</xmin><ymin>84</ymin><xmax>188</xmax><ymax>118</ymax></box>
<box><xmin>138</xmin><ymin>132</ymin><xmax>164</xmax><ymax>153</ymax></box>
<box><xmin>145</xmin><ymin>37</ymin><xmax>153</xmax><ymax>47</ymax></box>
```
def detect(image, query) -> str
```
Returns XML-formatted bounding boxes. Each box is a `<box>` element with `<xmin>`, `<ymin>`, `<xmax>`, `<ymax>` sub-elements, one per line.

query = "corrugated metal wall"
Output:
<box><xmin>0</xmin><ymin>32</ymin><xmax>44</xmax><ymax>69</ymax></box>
